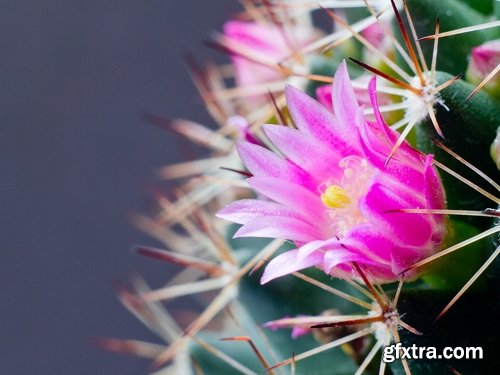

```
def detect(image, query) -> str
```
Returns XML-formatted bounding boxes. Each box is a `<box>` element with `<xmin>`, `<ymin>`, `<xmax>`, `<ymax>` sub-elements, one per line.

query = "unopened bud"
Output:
<box><xmin>466</xmin><ymin>40</ymin><xmax>500</xmax><ymax>99</ymax></box>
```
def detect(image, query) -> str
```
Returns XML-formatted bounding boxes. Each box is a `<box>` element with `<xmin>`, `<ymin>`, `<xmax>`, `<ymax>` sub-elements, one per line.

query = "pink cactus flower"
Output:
<box><xmin>223</xmin><ymin>20</ymin><xmax>320</xmax><ymax>105</ymax></box>
<box><xmin>316</xmin><ymin>75</ymin><xmax>392</xmax><ymax>118</ymax></box>
<box><xmin>217</xmin><ymin>61</ymin><xmax>447</xmax><ymax>284</ymax></box>
<box><xmin>361</xmin><ymin>22</ymin><xmax>394</xmax><ymax>69</ymax></box>
<box><xmin>466</xmin><ymin>39</ymin><xmax>500</xmax><ymax>98</ymax></box>
<box><xmin>263</xmin><ymin>315</ymin><xmax>311</xmax><ymax>339</ymax></box>
<box><xmin>227</xmin><ymin>115</ymin><xmax>260</xmax><ymax>145</ymax></box>
<box><xmin>361</xmin><ymin>22</ymin><xmax>392</xmax><ymax>52</ymax></box>
<box><xmin>316</xmin><ymin>75</ymin><xmax>402</xmax><ymax>125</ymax></box>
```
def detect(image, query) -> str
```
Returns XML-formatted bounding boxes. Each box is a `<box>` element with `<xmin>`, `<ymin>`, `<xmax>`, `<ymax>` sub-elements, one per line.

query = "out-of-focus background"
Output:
<box><xmin>0</xmin><ymin>1</ymin><xmax>238</xmax><ymax>373</ymax></box>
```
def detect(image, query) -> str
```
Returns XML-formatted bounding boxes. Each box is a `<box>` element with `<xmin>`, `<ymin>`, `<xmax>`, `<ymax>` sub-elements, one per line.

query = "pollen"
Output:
<box><xmin>321</xmin><ymin>185</ymin><xmax>351</xmax><ymax>209</ymax></box>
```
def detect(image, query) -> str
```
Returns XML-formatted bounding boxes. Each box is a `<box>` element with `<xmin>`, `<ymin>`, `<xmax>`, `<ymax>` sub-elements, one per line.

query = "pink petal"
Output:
<box><xmin>343</xmin><ymin>225</ymin><xmax>397</xmax><ymax>264</ymax></box>
<box><xmin>367</xmin><ymin>76</ymin><xmax>389</xmax><ymax>134</ymax></box>
<box><xmin>362</xmin><ymin>23</ymin><xmax>388</xmax><ymax>49</ymax></box>
<box><xmin>423</xmin><ymin>155</ymin><xmax>446</xmax><ymax>211</ymax></box>
<box><xmin>423</xmin><ymin>155</ymin><xmax>447</xmax><ymax>244</ymax></box>
<box><xmin>262</xmin><ymin>125</ymin><xmax>342</xmax><ymax>181</ymax></box>
<box><xmin>247</xmin><ymin>176</ymin><xmax>326</xmax><ymax>225</ymax></box>
<box><xmin>291</xmin><ymin>326</ymin><xmax>312</xmax><ymax>339</ymax></box>
<box><xmin>227</xmin><ymin>116</ymin><xmax>260</xmax><ymax>144</ymax></box>
<box><xmin>469</xmin><ymin>40</ymin><xmax>500</xmax><ymax>76</ymax></box>
<box><xmin>358</xmin><ymin>121</ymin><xmax>426</xmax><ymax>192</ymax></box>
<box><xmin>322</xmin><ymin>247</ymin><xmax>370</xmax><ymax>274</ymax></box>
<box><xmin>297</xmin><ymin>238</ymin><xmax>340</xmax><ymax>263</ymax></box>
<box><xmin>390</xmin><ymin>249</ymin><xmax>427</xmax><ymax>276</ymax></box>
<box><xmin>365</xmin><ymin>76</ymin><xmax>424</xmax><ymax>166</ymax></box>
<box><xmin>234</xmin><ymin>216</ymin><xmax>322</xmax><ymax>242</ymax></box>
<box><xmin>285</xmin><ymin>85</ymin><xmax>359</xmax><ymax>155</ymax></box>
<box><xmin>315</xmin><ymin>85</ymin><xmax>333</xmax><ymax>111</ymax></box>
<box><xmin>216</xmin><ymin>199</ymin><xmax>308</xmax><ymax>225</ymax></box>
<box><xmin>237</xmin><ymin>141</ymin><xmax>316</xmax><ymax>190</ymax></box>
<box><xmin>338</xmin><ymin>225</ymin><xmax>429</xmax><ymax>280</ymax></box>
<box><xmin>223</xmin><ymin>21</ymin><xmax>285</xmax><ymax>54</ymax></box>
<box><xmin>261</xmin><ymin>249</ymin><xmax>323</xmax><ymax>284</ymax></box>
<box><xmin>358</xmin><ymin>119</ymin><xmax>418</xmax><ymax>167</ymax></box>
<box><xmin>223</xmin><ymin>21</ymin><xmax>322</xmax><ymax>102</ymax></box>
<box><xmin>331</xmin><ymin>61</ymin><xmax>360</xmax><ymax>131</ymax></box>
<box><xmin>361</xmin><ymin>182</ymin><xmax>432</xmax><ymax>247</ymax></box>
<box><xmin>223</xmin><ymin>22</ymin><xmax>287</xmax><ymax>90</ymax></box>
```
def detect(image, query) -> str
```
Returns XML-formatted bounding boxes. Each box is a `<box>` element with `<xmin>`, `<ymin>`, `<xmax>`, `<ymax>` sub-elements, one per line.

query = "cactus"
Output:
<box><xmin>101</xmin><ymin>1</ymin><xmax>500</xmax><ymax>374</ymax></box>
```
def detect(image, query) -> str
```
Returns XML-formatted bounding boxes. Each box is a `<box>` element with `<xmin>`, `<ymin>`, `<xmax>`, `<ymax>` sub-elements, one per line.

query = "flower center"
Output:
<box><xmin>319</xmin><ymin>156</ymin><xmax>373</xmax><ymax>237</ymax></box>
<box><xmin>321</xmin><ymin>186</ymin><xmax>351</xmax><ymax>209</ymax></box>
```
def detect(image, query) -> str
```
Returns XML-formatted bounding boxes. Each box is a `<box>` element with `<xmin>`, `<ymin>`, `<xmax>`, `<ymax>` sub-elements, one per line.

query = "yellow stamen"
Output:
<box><xmin>321</xmin><ymin>186</ymin><xmax>351</xmax><ymax>209</ymax></box>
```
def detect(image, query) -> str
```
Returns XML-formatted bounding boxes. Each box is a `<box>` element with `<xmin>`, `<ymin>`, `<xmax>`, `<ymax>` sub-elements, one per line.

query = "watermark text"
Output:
<box><xmin>383</xmin><ymin>343</ymin><xmax>483</xmax><ymax>363</ymax></box>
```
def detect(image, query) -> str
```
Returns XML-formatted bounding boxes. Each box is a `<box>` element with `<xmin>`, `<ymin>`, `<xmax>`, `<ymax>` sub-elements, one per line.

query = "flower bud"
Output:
<box><xmin>466</xmin><ymin>39</ymin><xmax>500</xmax><ymax>99</ymax></box>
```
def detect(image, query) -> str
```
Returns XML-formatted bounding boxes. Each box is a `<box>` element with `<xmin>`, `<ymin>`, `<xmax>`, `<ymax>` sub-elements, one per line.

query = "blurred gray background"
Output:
<box><xmin>0</xmin><ymin>1</ymin><xmax>238</xmax><ymax>373</ymax></box>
